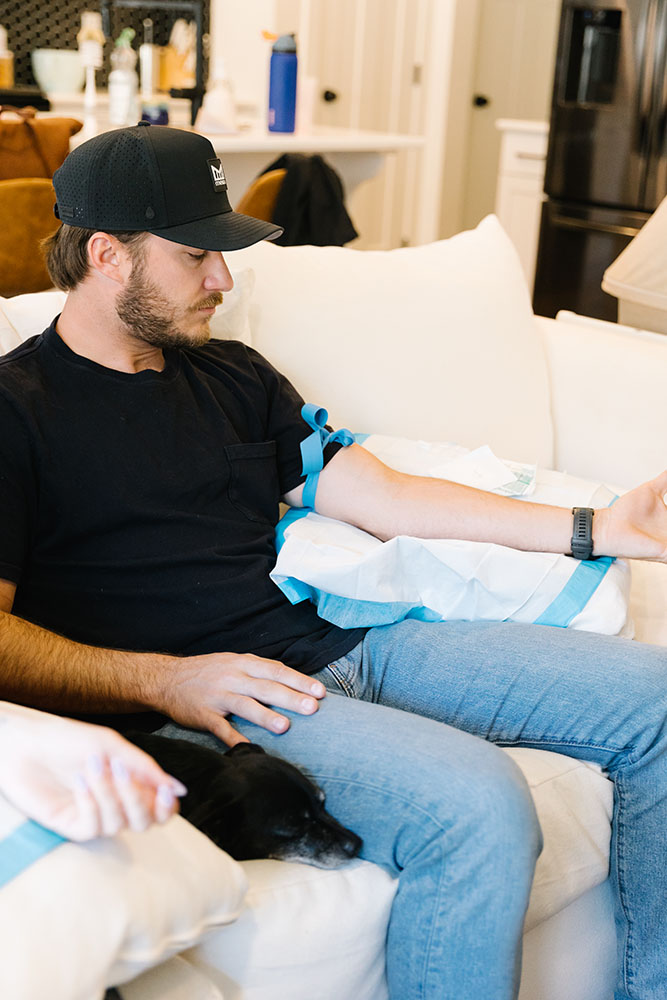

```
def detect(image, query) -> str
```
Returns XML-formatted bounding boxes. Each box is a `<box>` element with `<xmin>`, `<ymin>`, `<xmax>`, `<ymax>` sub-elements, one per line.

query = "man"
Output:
<box><xmin>1</xmin><ymin>124</ymin><xmax>666</xmax><ymax>1000</ymax></box>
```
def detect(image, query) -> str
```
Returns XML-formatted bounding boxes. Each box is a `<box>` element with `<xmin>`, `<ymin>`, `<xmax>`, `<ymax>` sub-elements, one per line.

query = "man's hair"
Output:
<box><xmin>42</xmin><ymin>226</ymin><xmax>148</xmax><ymax>291</ymax></box>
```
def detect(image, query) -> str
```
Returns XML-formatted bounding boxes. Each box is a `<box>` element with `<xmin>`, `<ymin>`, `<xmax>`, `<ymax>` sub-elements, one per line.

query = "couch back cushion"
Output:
<box><xmin>226</xmin><ymin>215</ymin><xmax>554</xmax><ymax>466</ymax></box>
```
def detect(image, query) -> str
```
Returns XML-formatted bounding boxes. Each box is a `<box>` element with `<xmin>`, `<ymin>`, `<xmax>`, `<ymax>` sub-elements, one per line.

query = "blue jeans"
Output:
<box><xmin>158</xmin><ymin>620</ymin><xmax>667</xmax><ymax>1000</ymax></box>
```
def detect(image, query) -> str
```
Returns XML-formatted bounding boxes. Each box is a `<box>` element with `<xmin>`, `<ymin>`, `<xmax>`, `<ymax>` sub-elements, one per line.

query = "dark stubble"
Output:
<box><xmin>116</xmin><ymin>254</ymin><xmax>223</xmax><ymax>349</ymax></box>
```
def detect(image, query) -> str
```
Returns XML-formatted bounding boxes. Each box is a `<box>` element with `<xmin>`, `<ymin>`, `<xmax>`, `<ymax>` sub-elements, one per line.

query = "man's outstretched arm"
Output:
<box><xmin>285</xmin><ymin>444</ymin><xmax>667</xmax><ymax>563</ymax></box>
<box><xmin>0</xmin><ymin>582</ymin><xmax>325</xmax><ymax>747</ymax></box>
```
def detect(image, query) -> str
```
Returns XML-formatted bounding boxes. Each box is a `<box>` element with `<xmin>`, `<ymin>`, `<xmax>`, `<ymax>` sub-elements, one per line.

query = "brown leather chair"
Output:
<box><xmin>0</xmin><ymin>177</ymin><xmax>59</xmax><ymax>296</ymax></box>
<box><xmin>236</xmin><ymin>168</ymin><xmax>286</xmax><ymax>222</ymax></box>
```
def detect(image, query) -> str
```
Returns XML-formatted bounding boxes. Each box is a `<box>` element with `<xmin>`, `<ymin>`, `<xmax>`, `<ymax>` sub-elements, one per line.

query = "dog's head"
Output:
<box><xmin>127</xmin><ymin>732</ymin><xmax>363</xmax><ymax>869</ymax></box>
<box><xmin>192</xmin><ymin>743</ymin><xmax>362</xmax><ymax>868</ymax></box>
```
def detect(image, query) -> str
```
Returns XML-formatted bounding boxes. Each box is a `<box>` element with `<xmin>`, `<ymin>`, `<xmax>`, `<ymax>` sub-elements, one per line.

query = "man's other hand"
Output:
<box><xmin>157</xmin><ymin>652</ymin><xmax>327</xmax><ymax>746</ymax></box>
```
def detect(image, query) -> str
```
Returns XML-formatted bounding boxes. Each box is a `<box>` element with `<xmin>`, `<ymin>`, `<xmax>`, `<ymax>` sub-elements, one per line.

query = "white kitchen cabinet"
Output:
<box><xmin>494</xmin><ymin>119</ymin><xmax>549</xmax><ymax>291</ymax></box>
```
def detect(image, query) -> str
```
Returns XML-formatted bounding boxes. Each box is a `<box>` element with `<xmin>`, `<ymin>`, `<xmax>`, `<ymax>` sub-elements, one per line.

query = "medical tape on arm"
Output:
<box><xmin>299</xmin><ymin>403</ymin><xmax>354</xmax><ymax>509</ymax></box>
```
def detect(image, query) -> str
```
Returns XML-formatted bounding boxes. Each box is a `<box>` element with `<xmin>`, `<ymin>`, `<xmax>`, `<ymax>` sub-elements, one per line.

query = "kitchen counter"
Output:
<box><xmin>48</xmin><ymin>93</ymin><xmax>423</xmax><ymax>205</ymax></box>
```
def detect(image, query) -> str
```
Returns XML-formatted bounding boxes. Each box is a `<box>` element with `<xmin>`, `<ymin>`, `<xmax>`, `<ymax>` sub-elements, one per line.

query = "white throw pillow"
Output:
<box><xmin>0</xmin><ymin>290</ymin><xmax>66</xmax><ymax>351</ymax></box>
<box><xmin>0</xmin><ymin>297</ymin><xmax>23</xmax><ymax>354</ymax></box>
<box><xmin>225</xmin><ymin>216</ymin><xmax>554</xmax><ymax>466</ymax></box>
<box><xmin>209</xmin><ymin>266</ymin><xmax>254</xmax><ymax>345</ymax></box>
<box><xmin>185</xmin><ymin>858</ymin><xmax>398</xmax><ymax>1000</ymax></box>
<box><xmin>0</xmin><ymin>794</ymin><xmax>247</xmax><ymax>1000</ymax></box>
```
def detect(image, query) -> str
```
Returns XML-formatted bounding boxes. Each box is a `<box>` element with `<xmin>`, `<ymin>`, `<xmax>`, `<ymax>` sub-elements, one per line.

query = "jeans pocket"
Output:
<box><xmin>315</xmin><ymin>647</ymin><xmax>365</xmax><ymax>698</ymax></box>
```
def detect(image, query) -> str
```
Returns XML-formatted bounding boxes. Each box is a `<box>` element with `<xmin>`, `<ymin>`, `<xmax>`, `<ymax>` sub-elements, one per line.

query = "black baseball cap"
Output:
<box><xmin>52</xmin><ymin>123</ymin><xmax>283</xmax><ymax>251</ymax></box>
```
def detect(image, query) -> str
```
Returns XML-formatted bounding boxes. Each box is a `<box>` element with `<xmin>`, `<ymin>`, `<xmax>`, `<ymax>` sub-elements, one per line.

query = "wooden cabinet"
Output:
<box><xmin>494</xmin><ymin>119</ymin><xmax>548</xmax><ymax>292</ymax></box>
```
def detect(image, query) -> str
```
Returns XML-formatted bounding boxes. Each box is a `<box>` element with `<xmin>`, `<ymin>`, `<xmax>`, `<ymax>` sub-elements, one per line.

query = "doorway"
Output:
<box><xmin>461</xmin><ymin>0</ymin><xmax>561</xmax><ymax>232</ymax></box>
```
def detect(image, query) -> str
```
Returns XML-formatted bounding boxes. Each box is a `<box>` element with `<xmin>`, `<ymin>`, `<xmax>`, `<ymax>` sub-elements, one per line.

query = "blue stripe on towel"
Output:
<box><xmin>534</xmin><ymin>556</ymin><xmax>615</xmax><ymax>628</ymax></box>
<box><xmin>534</xmin><ymin>493</ymin><xmax>619</xmax><ymax>628</ymax></box>
<box><xmin>0</xmin><ymin>820</ymin><xmax>65</xmax><ymax>888</ymax></box>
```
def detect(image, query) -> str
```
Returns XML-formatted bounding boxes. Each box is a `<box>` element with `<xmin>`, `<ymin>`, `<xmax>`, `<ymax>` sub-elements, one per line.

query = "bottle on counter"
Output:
<box><xmin>108</xmin><ymin>27</ymin><xmax>139</xmax><ymax>126</ymax></box>
<box><xmin>195</xmin><ymin>56</ymin><xmax>237</xmax><ymax>134</ymax></box>
<box><xmin>268</xmin><ymin>33</ymin><xmax>297</xmax><ymax>133</ymax></box>
<box><xmin>0</xmin><ymin>25</ymin><xmax>14</xmax><ymax>88</ymax></box>
<box><xmin>77</xmin><ymin>11</ymin><xmax>105</xmax><ymax>115</ymax></box>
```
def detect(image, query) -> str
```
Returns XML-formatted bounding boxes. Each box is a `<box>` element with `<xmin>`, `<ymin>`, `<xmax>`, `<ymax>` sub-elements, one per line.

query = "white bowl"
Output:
<box><xmin>31</xmin><ymin>49</ymin><xmax>85</xmax><ymax>95</ymax></box>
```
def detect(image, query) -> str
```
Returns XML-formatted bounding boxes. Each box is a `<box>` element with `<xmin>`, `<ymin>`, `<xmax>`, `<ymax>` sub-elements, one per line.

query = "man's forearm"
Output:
<box><xmin>0</xmin><ymin>610</ymin><xmax>173</xmax><ymax>714</ymax></box>
<box><xmin>314</xmin><ymin>445</ymin><xmax>667</xmax><ymax>562</ymax></box>
<box><xmin>314</xmin><ymin>444</ymin><xmax>576</xmax><ymax>553</ymax></box>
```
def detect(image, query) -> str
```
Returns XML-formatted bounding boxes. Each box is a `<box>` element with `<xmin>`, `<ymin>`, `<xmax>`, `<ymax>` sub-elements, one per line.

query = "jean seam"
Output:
<box><xmin>615</xmin><ymin>773</ymin><xmax>635</xmax><ymax>997</ymax></box>
<box><xmin>419</xmin><ymin>834</ymin><xmax>449</xmax><ymax>1000</ymax></box>
<box><xmin>496</xmin><ymin>736</ymin><xmax>631</xmax><ymax>757</ymax></box>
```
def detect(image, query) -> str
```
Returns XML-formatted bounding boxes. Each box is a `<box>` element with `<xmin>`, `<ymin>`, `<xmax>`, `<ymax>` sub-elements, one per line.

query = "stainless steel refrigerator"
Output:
<box><xmin>533</xmin><ymin>0</ymin><xmax>667</xmax><ymax>320</ymax></box>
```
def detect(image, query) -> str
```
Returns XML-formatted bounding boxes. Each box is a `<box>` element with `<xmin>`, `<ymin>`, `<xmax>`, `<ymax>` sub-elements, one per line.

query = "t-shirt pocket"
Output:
<box><xmin>225</xmin><ymin>441</ymin><xmax>280</xmax><ymax>524</ymax></box>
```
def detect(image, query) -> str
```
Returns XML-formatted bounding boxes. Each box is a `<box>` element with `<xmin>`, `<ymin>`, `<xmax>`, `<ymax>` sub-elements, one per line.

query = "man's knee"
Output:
<box><xmin>441</xmin><ymin>747</ymin><xmax>543</xmax><ymax>870</ymax></box>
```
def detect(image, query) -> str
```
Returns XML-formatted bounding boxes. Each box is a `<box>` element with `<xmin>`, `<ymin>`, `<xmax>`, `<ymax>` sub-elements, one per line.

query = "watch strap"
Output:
<box><xmin>570</xmin><ymin>507</ymin><xmax>595</xmax><ymax>560</ymax></box>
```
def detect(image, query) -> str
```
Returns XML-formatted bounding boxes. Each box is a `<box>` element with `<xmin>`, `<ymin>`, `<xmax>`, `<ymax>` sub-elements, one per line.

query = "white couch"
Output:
<box><xmin>1</xmin><ymin>216</ymin><xmax>666</xmax><ymax>1000</ymax></box>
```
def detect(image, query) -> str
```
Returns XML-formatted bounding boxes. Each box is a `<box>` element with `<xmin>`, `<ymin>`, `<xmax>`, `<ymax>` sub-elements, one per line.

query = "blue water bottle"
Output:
<box><xmin>268</xmin><ymin>33</ymin><xmax>297</xmax><ymax>133</ymax></box>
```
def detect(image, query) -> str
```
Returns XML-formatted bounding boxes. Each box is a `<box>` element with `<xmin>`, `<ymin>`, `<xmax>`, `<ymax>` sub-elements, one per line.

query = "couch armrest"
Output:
<box><xmin>536</xmin><ymin>314</ymin><xmax>667</xmax><ymax>489</ymax></box>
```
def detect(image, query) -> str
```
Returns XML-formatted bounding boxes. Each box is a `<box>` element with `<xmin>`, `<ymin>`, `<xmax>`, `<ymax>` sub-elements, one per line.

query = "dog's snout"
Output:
<box><xmin>342</xmin><ymin>830</ymin><xmax>363</xmax><ymax>858</ymax></box>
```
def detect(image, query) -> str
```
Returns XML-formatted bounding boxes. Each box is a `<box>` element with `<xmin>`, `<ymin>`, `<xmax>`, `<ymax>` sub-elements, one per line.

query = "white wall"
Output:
<box><xmin>209</xmin><ymin>0</ymin><xmax>277</xmax><ymax>115</ymax></box>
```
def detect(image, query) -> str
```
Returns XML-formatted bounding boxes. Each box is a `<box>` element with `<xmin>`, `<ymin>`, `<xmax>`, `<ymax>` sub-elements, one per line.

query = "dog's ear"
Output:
<box><xmin>226</xmin><ymin>742</ymin><xmax>266</xmax><ymax>758</ymax></box>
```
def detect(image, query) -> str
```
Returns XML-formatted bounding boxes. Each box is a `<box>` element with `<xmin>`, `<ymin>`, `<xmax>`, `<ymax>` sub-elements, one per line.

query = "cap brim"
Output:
<box><xmin>148</xmin><ymin>210</ymin><xmax>283</xmax><ymax>251</ymax></box>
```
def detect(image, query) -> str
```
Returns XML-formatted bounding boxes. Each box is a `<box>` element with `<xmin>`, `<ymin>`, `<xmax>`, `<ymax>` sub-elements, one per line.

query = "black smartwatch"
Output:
<box><xmin>570</xmin><ymin>507</ymin><xmax>595</xmax><ymax>560</ymax></box>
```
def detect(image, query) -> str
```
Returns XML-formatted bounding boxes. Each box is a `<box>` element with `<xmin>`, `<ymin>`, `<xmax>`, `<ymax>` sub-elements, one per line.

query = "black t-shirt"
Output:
<box><xmin>0</xmin><ymin>321</ymin><xmax>365</xmax><ymax>674</ymax></box>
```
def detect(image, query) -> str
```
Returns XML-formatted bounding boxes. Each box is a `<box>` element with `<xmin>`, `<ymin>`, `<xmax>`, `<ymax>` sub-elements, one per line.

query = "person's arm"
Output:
<box><xmin>0</xmin><ymin>701</ymin><xmax>186</xmax><ymax>840</ymax></box>
<box><xmin>0</xmin><ymin>583</ymin><xmax>325</xmax><ymax>747</ymax></box>
<box><xmin>284</xmin><ymin>444</ymin><xmax>667</xmax><ymax>563</ymax></box>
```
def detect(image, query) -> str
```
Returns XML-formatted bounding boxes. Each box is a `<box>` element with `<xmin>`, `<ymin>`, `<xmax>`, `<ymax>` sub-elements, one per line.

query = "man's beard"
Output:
<box><xmin>116</xmin><ymin>259</ymin><xmax>223</xmax><ymax>349</ymax></box>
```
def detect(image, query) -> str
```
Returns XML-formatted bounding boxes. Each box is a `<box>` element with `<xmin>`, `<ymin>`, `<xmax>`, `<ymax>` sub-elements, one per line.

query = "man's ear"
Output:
<box><xmin>87</xmin><ymin>232</ymin><xmax>132</xmax><ymax>285</ymax></box>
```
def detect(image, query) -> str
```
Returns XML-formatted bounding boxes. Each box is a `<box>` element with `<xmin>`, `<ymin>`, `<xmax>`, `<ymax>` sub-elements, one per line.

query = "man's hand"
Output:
<box><xmin>156</xmin><ymin>651</ymin><xmax>327</xmax><ymax>746</ymax></box>
<box><xmin>594</xmin><ymin>470</ymin><xmax>667</xmax><ymax>562</ymax></box>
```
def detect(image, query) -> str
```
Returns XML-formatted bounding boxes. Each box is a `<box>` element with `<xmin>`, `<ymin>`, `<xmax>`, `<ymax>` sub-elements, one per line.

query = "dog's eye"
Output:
<box><xmin>317</xmin><ymin>789</ymin><xmax>325</xmax><ymax>803</ymax></box>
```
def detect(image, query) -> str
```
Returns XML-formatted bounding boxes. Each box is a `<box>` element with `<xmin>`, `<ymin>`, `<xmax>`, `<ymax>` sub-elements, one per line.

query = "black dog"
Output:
<box><xmin>124</xmin><ymin>732</ymin><xmax>362</xmax><ymax>868</ymax></box>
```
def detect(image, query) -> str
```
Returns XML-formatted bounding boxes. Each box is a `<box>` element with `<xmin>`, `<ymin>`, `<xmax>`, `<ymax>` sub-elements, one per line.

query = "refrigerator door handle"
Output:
<box><xmin>653</xmin><ymin>0</ymin><xmax>667</xmax><ymax>157</ymax></box>
<box><xmin>639</xmin><ymin>0</ymin><xmax>659</xmax><ymax>140</ymax></box>
<box><xmin>550</xmin><ymin>213</ymin><xmax>643</xmax><ymax>239</ymax></box>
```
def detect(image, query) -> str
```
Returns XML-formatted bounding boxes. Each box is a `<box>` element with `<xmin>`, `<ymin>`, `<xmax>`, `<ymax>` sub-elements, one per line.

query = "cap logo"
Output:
<box><xmin>208</xmin><ymin>158</ymin><xmax>227</xmax><ymax>191</ymax></box>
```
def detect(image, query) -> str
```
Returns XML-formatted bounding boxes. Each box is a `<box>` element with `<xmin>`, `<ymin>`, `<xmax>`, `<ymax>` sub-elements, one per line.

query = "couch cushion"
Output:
<box><xmin>0</xmin><ymin>290</ymin><xmax>66</xmax><ymax>353</ymax></box>
<box><xmin>541</xmin><ymin>311</ymin><xmax>667</xmax><ymax>488</ymax></box>
<box><xmin>0</xmin><ymin>793</ymin><xmax>247</xmax><ymax>1000</ymax></box>
<box><xmin>627</xmin><ymin>559</ymin><xmax>667</xmax><ymax>647</ymax></box>
<box><xmin>118</xmin><ymin>955</ymin><xmax>225</xmax><ymax>1000</ymax></box>
<box><xmin>225</xmin><ymin>215</ymin><xmax>554</xmax><ymax>467</ymax></box>
<box><xmin>184</xmin><ymin>858</ymin><xmax>398</xmax><ymax>1000</ymax></box>
<box><xmin>505</xmin><ymin>747</ymin><xmax>612</xmax><ymax>931</ymax></box>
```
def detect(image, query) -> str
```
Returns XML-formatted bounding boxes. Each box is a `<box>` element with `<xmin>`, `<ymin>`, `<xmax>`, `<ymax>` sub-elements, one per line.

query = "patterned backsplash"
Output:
<box><xmin>2</xmin><ymin>0</ymin><xmax>209</xmax><ymax>90</ymax></box>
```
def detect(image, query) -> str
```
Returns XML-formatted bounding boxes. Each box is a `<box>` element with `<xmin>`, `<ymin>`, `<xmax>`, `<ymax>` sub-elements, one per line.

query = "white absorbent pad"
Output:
<box><xmin>271</xmin><ymin>435</ymin><xmax>632</xmax><ymax>636</ymax></box>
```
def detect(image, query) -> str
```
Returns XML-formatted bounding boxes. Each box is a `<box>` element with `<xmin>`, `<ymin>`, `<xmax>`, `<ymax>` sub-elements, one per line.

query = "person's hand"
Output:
<box><xmin>157</xmin><ymin>651</ymin><xmax>326</xmax><ymax>746</ymax></box>
<box><xmin>594</xmin><ymin>470</ymin><xmax>667</xmax><ymax>561</ymax></box>
<box><xmin>0</xmin><ymin>703</ymin><xmax>186</xmax><ymax>841</ymax></box>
